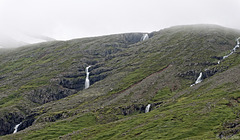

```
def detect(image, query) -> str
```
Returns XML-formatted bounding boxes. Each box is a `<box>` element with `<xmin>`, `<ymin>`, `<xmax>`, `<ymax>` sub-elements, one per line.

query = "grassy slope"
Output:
<box><xmin>5</xmin><ymin>66</ymin><xmax>240</xmax><ymax>139</ymax></box>
<box><xmin>1</xmin><ymin>25</ymin><xmax>240</xmax><ymax>139</ymax></box>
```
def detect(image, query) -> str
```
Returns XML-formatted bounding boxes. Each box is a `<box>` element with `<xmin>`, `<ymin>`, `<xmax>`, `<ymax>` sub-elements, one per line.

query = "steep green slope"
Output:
<box><xmin>0</xmin><ymin>33</ymin><xmax>146</xmax><ymax>135</ymax></box>
<box><xmin>1</xmin><ymin>24</ymin><xmax>240</xmax><ymax>139</ymax></box>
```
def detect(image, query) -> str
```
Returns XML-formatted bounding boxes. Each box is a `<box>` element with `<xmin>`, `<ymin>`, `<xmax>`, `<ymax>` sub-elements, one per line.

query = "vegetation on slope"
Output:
<box><xmin>1</xmin><ymin>24</ymin><xmax>240</xmax><ymax>139</ymax></box>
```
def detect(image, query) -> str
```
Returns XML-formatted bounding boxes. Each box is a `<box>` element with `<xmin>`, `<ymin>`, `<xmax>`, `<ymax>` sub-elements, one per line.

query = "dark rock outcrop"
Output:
<box><xmin>17</xmin><ymin>112</ymin><xmax>38</xmax><ymax>132</ymax></box>
<box><xmin>211</xmin><ymin>56</ymin><xmax>223</xmax><ymax>60</ymax></box>
<box><xmin>178</xmin><ymin>70</ymin><xmax>197</xmax><ymax>80</ymax></box>
<box><xmin>59</xmin><ymin>78</ymin><xmax>85</xmax><ymax>90</ymax></box>
<box><xmin>178</xmin><ymin>66</ymin><xmax>227</xmax><ymax>81</ymax></box>
<box><xmin>62</xmin><ymin>72</ymin><xmax>85</xmax><ymax>78</ymax></box>
<box><xmin>119</xmin><ymin>104</ymin><xmax>146</xmax><ymax>116</ymax></box>
<box><xmin>153</xmin><ymin>101</ymin><xmax>163</xmax><ymax>108</ymax></box>
<box><xmin>90</xmin><ymin>74</ymin><xmax>108</xmax><ymax>85</ymax></box>
<box><xmin>218</xmin><ymin>120</ymin><xmax>240</xmax><ymax>139</ymax></box>
<box><xmin>219</xmin><ymin>129</ymin><xmax>239</xmax><ymax>139</ymax></box>
<box><xmin>58</xmin><ymin>67</ymin><xmax>111</xmax><ymax>91</ymax></box>
<box><xmin>123</xmin><ymin>33</ymin><xmax>144</xmax><ymax>45</ymax></box>
<box><xmin>118</xmin><ymin>102</ymin><xmax>162</xmax><ymax>116</ymax></box>
<box><xmin>202</xmin><ymin>69</ymin><xmax>219</xmax><ymax>79</ymax></box>
<box><xmin>27</xmin><ymin>86</ymin><xmax>76</xmax><ymax>104</ymax></box>
<box><xmin>0</xmin><ymin>112</ymin><xmax>24</xmax><ymax>135</ymax></box>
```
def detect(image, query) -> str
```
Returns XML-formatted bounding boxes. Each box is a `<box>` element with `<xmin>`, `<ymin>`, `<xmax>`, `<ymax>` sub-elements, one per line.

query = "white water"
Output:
<box><xmin>191</xmin><ymin>37</ymin><xmax>240</xmax><ymax>87</ymax></box>
<box><xmin>190</xmin><ymin>72</ymin><xmax>203</xmax><ymax>87</ymax></box>
<box><xmin>141</xmin><ymin>34</ymin><xmax>149</xmax><ymax>41</ymax></box>
<box><xmin>13</xmin><ymin>122</ymin><xmax>22</xmax><ymax>134</ymax></box>
<box><xmin>195</xmin><ymin>72</ymin><xmax>203</xmax><ymax>84</ymax></box>
<box><xmin>85</xmin><ymin>66</ymin><xmax>91</xmax><ymax>89</ymax></box>
<box><xmin>222</xmin><ymin>37</ymin><xmax>240</xmax><ymax>60</ymax></box>
<box><xmin>145</xmin><ymin>104</ymin><xmax>151</xmax><ymax>113</ymax></box>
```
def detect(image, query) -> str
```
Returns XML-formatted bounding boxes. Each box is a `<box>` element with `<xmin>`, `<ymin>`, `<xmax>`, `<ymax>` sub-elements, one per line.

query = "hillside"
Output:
<box><xmin>1</xmin><ymin>24</ymin><xmax>240</xmax><ymax>139</ymax></box>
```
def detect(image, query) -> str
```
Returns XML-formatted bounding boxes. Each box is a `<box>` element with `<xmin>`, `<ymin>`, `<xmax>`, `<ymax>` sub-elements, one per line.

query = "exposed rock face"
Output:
<box><xmin>219</xmin><ymin>129</ymin><xmax>239</xmax><ymax>139</ymax></box>
<box><xmin>0</xmin><ymin>112</ymin><xmax>24</xmax><ymax>135</ymax></box>
<box><xmin>119</xmin><ymin>104</ymin><xmax>146</xmax><ymax>116</ymax></box>
<box><xmin>202</xmin><ymin>69</ymin><xmax>219</xmax><ymax>79</ymax></box>
<box><xmin>27</xmin><ymin>86</ymin><xmax>76</xmax><ymax>104</ymax></box>
<box><xmin>59</xmin><ymin>78</ymin><xmax>85</xmax><ymax>90</ymax></box>
<box><xmin>211</xmin><ymin>56</ymin><xmax>223</xmax><ymax>60</ymax></box>
<box><xmin>83</xmin><ymin>33</ymin><xmax>149</xmax><ymax>58</ymax></box>
<box><xmin>218</xmin><ymin>120</ymin><xmax>240</xmax><ymax>139</ymax></box>
<box><xmin>90</xmin><ymin>74</ymin><xmax>108</xmax><ymax>85</ymax></box>
<box><xmin>123</xmin><ymin>33</ymin><xmax>145</xmax><ymax>45</ymax></box>
<box><xmin>95</xmin><ymin>104</ymin><xmax>153</xmax><ymax>124</ymax></box>
<box><xmin>0</xmin><ymin>111</ymin><xmax>39</xmax><ymax>136</ymax></box>
<box><xmin>95</xmin><ymin>102</ymin><xmax>162</xmax><ymax>124</ymax></box>
<box><xmin>17</xmin><ymin>61</ymin><xmax>113</xmax><ymax>133</ymax></box>
<box><xmin>178</xmin><ymin>70</ymin><xmax>197</xmax><ymax>80</ymax></box>
<box><xmin>118</xmin><ymin>102</ymin><xmax>162</xmax><ymax>116</ymax></box>
<box><xmin>17</xmin><ymin>113</ymin><xmax>38</xmax><ymax>132</ymax></box>
<box><xmin>178</xmin><ymin>67</ymin><xmax>227</xmax><ymax>81</ymax></box>
<box><xmin>59</xmin><ymin>66</ymin><xmax>112</xmax><ymax>91</ymax></box>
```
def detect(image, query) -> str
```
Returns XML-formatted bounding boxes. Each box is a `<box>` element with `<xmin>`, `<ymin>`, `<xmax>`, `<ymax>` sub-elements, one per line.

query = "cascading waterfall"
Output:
<box><xmin>85</xmin><ymin>66</ymin><xmax>91</xmax><ymax>89</ymax></box>
<box><xmin>13</xmin><ymin>122</ymin><xmax>22</xmax><ymax>134</ymax></box>
<box><xmin>145</xmin><ymin>104</ymin><xmax>151</xmax><ymax>113</ymax></box>
<box><xmin>221</xmin><ymin>37</ymin><xmax>240</xmax><ymax>61</ymax></box>
<box><xmin>190</xmin><ymin>72</ymin><xmax>203</xmax><ymax>87</ymax></box>
<box><xmin>191</xmin><ymin>37</ymin><xmax>240</xmax><ymax>87</ymax></box>
<box><xmin>195</xmin><ymin>72</ymin><xmax>203</xmax><ymax>84</ymax></box>
<box><xmin>141</xmin><ymin>34</ymin><xmax>149</xmax><ymax>41</ymax></box>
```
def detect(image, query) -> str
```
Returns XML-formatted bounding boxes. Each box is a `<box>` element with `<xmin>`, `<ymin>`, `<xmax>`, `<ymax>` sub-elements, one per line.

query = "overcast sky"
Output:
<box><xmin>0</xmin><ymin>0</ymin><xmax>240</xmax><ymax>40</ymax></box>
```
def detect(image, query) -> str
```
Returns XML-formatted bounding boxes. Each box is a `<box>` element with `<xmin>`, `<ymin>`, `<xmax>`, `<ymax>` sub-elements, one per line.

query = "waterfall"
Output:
<box><xmin>141</xmin><ymin>34</ymin><xmax>149</xmax><ymax>41</ymax></box>
<box><xmin>222</xmin><ymin>37</ymin><xmax>240</xmax><ymax>60</ymax></box>
<box><xmin>13</xmin><ymin>122</ymin><xmax>22</xmax><ymax>134</ymax></box>
<box><xmin>195</xmin><ymin>72</ymin><xmax>203</xmax><ymax>84</ymax></box>
<box><xmin>191</xmin><ymin>37</ymin><xmax>240</xmax><ymax>87</ymax></box>
<box><xmin>85</xmin><ymin>66</ymin><xmax>91</xmax><ymax>89</ymax></box>
<box><xmin>190</xmin><ymin>72</ymin><xmax>203</xmax><ymax>87</ymax></box>
<box><xmin>145</xmin><ymin>104</ymin><xmax>151</xmax><ymax>113</ymax></box>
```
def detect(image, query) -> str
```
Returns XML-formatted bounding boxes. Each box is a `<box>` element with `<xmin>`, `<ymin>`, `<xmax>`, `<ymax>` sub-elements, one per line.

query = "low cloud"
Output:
<box><xmin>0</xmin><ymin>0</ymin><xmax>239</xmax><ymax>41</ymax></box>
